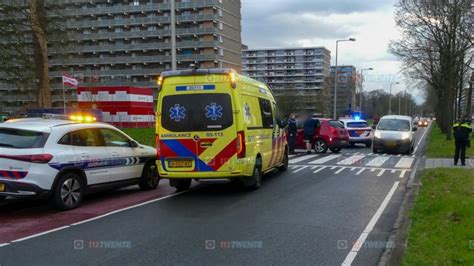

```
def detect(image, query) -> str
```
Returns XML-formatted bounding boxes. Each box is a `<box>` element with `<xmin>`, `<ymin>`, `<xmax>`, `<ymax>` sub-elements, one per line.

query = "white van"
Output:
<box><xmin>372</xmin><ymin>115</ymin><xmax>417</xmax><ymax>154</ymax></box>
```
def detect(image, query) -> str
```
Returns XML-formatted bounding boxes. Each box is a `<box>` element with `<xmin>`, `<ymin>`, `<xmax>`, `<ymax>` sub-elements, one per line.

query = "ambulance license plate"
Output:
<box><xmin>168</xmin><ymin>160</ymin><xmax>192</xmax><ymax>168</ymax></box>
<box><xmin>0</xmin><ymin>184</ymin><xmax>5</xmax><ymax>192</ymax></box>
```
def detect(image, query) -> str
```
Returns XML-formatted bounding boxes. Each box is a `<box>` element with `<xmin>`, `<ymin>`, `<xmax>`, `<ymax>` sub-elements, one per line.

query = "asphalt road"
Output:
<box><xmin>0</xmin><ymin>125</ymin><xmax>430</xmax><ymax>266</ymax></box>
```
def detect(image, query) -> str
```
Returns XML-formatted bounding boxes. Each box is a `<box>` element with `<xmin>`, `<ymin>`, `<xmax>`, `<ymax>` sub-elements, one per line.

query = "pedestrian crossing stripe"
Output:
<box><xmin>289</xmin><ymin>164</ymin><xmax>411</xmax><ymax>177</ymax></box>
<box><xmin>288</xmin><ymin>153</ymin><xmax>416</xmax><ymax>169</ymax></box>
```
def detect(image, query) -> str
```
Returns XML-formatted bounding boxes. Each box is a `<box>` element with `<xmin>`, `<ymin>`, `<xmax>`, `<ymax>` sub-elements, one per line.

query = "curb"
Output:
<box><xmin>377</xmin><ymin>157</ymin><xmax>424</xmax><ymax>266</ymax></box>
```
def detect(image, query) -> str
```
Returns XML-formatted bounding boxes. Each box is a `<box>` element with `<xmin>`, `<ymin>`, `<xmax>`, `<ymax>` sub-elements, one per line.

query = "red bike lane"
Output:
<box><xmin>0</xmin><ymin>183</ymin><xmax>177</xmax><ymax>244</ymax></box>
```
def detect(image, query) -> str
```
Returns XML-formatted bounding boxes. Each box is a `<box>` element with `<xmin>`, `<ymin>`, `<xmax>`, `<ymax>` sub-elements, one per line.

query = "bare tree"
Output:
<box><xmin>390</xmin><ymin>0</ymin><xmax>473</xmax><ymax>139</ymax></box>
<box><xmin>0</xmin><ymin>0</ymin><xmax>68</xmax><ymax>109</ymax></box>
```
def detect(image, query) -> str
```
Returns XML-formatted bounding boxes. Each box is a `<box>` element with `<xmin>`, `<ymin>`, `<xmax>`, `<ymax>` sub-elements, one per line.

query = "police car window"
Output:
<box><xmin>100</xmin><ymin>129</ymin><xmax>132</xmax><ymax>147</ymax></box>
<box><xmin>59</xmin><ymin>129</ymin><xmax>102</xmax><ymax>147</ymax></box>
<box><xmin>259</xmin><ymin>98</ymin><xmax>273</xmax><ymax>129</ymax></box>
<box><xmin>0</xmin><ymin>128</ymin><xmax>47</xmax><ymax>149</ymax></box>
<box><xmin>347</xmin><ymin>122</ymin><xmax>369</xmax><ymax>128</ymax></box>
<box><xmin>161</xmin><ymin>93</ymin><xmax>233</xmax><ymax>132</ymax></box>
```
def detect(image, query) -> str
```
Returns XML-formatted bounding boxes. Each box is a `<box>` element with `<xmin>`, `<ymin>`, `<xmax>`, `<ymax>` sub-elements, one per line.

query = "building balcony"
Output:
<box><xmin>50</xmin><ymin>0</ymin><xmax>219</xmax><ymax>18</ymax></box>
<box><xmin>66</xmin><ymin>14</ymin><xmax>217</xmax><ymax>29</ymax></box>
<box><xmin>49</xmin><ymin>41</ymin><xmax>219</xmax><ymax>54</ymax></box>
<box><xmin>51</xmin><ymin>27</ymin><xmax>216</xmax><ymax>42</ymax></box>
<box><xmin>49</xmin><ymin>53</ymin><xmax>216</xmax><ymax>66</ymax></box>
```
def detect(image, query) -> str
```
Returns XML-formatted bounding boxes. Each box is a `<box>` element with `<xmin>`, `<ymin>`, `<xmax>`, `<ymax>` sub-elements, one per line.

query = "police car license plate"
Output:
<box><xmin>168</xmin><ymin>160</ymin><xmax>192</xmax><ymax>168</ymax></box>
<box><xmin>0</xmin><ymin>184</ymin><xmax>5</xmax><ymax>192</ymax></box>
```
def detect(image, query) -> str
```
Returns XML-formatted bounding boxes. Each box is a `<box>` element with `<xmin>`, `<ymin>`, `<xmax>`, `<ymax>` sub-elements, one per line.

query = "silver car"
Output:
<box><xmin>372</xmin><ymin>115</ymin><xmax>417</xmax><ymax>154</ymax></box>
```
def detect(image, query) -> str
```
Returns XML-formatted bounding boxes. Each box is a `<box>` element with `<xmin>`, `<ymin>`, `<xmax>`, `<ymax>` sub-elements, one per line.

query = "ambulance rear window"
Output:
<box><xmin>161</xmin><ymin>93</ymin><xmax>233</xmax><ymax>132</ymax></box>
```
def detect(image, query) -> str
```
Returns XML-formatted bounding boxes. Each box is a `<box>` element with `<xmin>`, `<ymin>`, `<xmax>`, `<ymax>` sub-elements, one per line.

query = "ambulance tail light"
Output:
<box><xmin>236</xmin><ymin>131</ymin><xmax>245</xmax><ymax>159</ymax></box>
<box><xmin>156</xmin><ymin>134</ymin><xmax>161</xmax><ymax>159</ymax></box>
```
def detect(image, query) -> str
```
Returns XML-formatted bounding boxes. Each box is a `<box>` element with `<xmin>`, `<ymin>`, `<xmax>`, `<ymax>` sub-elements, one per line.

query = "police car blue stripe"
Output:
<box><xmin>48</xmin><ymin>156</ymin><xmax>149</xmax><ymax>171</ymax></box>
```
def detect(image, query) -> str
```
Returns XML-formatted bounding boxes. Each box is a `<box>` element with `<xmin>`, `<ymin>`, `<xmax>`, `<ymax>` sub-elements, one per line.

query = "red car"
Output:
<box><xmin>292</xmin><ymin>118</ymin><xmax>349</xmax><ymax>153</ymax></box>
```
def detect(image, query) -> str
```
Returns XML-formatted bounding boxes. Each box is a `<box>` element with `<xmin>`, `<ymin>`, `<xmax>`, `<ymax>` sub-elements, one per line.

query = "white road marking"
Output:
<box><xmin>330</xmin><ymin>166</ymin><xmax>336</xmax><ymax>170</ymax></box>
<box><xmin>335</xmin><ymin>167</ymin><xmax>346</xmax><ymax>174</ymax></box>
<box><xmin>399</xmin><ymin>170</ymin><xmax>406</xmax><ymax>178</ymax></box>
<box><xmin>289</xmin><ymin>154</ymin><xmax>297</xmax><ymax>158</ymax></box>
<box><xmin>10</xmin><ymin>226</ymin><xmax>70</xmax><ymax>243</ymax></box>
<box><xmin>311</xmin><ymin>166</ymin><xmax>318</xmax><ymax>169</ymax></box>
<box><xmin>368</xmin><ymin>153</ymin><xmax>373</xmax><ymax>156</ymax></box>
<box><xmin>355</xmin><ymin>168</ymin><xmax>365</xmax><ymax>175</ymax></box>
<box><xmin>391</xmin><ymin>170</ymin><xmax>396</xmax><ymax>173</ymax></box>
<box><xmin>292</xmin><ymin>166</ymin><xmax>308</xmax><ymax>173</ymax></box>
<box><xmin>309</xmin><ymin>154</ymin><xmax>341</xmax><ymax>164</ymax></box>
<box><xmin>289</xmin><ymin>165</ymin><xmax>298</xmax><ymax>169</ymax></box>
<box><xmin>370</xmin><ymin>168</ymin><xmax>376</xmax><ymax>172</ymax></box>
<box><xmin>365</xmin><ymin>156</ymin><xmax>390</xmax><ymax>167</ymax></box>
<box><xmin>1</xmin><ymin>190</ymin><xmax>191</xmax><ymax>247</ymax></box>
<box><xmin>337</xmin><ymin>155</ymin><xmax>366</xmax><ymax>166</ymax></box>
<box><xmin>377</xmin><ymin>169</ymin><xmax>386</xmax><ymax>176</ymax></box>
<box><xmin>395</xmin><ymin>157</ymin><xmax>415</xmax><ymax>168</ymax></box>
<box><xmin>350</xmin><ymin>167</ymin><xmax>356</xmax><ymax>171</ymax></box>
<box><xmin>289</xmin><ymin>154</ymin><xmax>319</xmax><ymax>164</ymax></box>
<box><xmin>413</xmin><ymin>124</ymin><xmax>431</xmax><ymax>154</ymax></box>
<box><xmin>313</xmin><ymin>166</ymin><xmax>327</xmax><ymax>173</ymax></box>
<box><xmin>342</xmin><ymin>181</ymin><xmax>400</xmax><ymax>266</ymax></box>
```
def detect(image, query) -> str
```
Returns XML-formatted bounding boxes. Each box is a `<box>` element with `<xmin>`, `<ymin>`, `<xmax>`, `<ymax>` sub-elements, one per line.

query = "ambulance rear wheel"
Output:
<box><xmin>172</xmin><ymin>179</ymin><xmax>191</xmax><ymax>192</ymax></box>
<box><xmin>248</xmin><ymin>166</ymin><xmax>262</xmax><ymax>190</ymax></box>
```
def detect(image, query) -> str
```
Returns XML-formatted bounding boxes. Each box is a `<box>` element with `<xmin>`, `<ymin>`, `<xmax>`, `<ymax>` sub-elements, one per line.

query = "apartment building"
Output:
<box><xmin>0</xmin><ymin>0</ymin><xmax>242</xmax><ymax>113</ymax></box>
<box><xmin>241</xmin><ymin>47</ymin><xmax>331</xmax><ymax>114</ymax></box>
<box><xmin>329</xmin><ymin>65</ymin><xmax>357</xmax><ymax>117</ymax></box>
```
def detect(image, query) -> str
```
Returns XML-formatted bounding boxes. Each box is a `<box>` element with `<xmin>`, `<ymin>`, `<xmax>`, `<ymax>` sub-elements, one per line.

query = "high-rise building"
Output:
<box><xmin>0</xmin><ymin>0</ymin><xmax>242</xmax><ymax>113</ymax></box>
<box><xmin>241</xmin><ymin>47</ymin><xmax>331</xmax><ymax>114</ymax></box>
<box><xmin>329</xmin><ymin>65</ymin><xmax>357</xmax><ymax>117</ymax></box>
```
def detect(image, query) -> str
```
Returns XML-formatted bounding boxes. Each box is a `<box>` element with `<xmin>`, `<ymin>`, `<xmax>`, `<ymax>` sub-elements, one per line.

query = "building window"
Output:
<box><xmin>219</xmin><ymin>48</ymin><xmax>224</xmax><ymax>56</ymax></box>
<box><xmin>218</xmin><ymin>9</ymin><xmax>223</xmax><ymax>17</ymax></box>
<box><xmin>218</xmin><ymin>22</ymin><xmax>223</xmax><ymax>30</ymax></box>
<box><xmin>218</xmin><ymin>35</ymin><xmax>223</xmax><ymax>43</ymax></box>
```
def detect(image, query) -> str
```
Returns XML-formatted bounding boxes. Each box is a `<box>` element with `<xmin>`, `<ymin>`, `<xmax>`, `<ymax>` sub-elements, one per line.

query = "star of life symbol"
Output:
<box><xmin>244</xmin><ymin>103</ymin><xmax>251</xmax><ymax>121</ymax></box>
<box><xmin>205</xmin><ymin>103</ymin><xmax>223</xmax><ymax>121</ymax></box>
<box><xmin>169</xmin><ymin>104</ymin><xmax>186</xmax><ymax>122</ymax></box>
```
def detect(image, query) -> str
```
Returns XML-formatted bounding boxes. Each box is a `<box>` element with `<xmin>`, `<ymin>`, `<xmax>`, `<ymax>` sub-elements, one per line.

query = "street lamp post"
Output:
<box><xmin>389</xmin><ymin>82</ymin><xmax>399</xmax><ymax>115</ymax></box>
<box><xmin>333</xmin><ymin>38</ymin><xmax>356</xmax><ymax>119</ymax></box>
<box><xmin>359</xmin><ymin>67</ymin><xmax>373</xmax><ymax>113</ymax></box>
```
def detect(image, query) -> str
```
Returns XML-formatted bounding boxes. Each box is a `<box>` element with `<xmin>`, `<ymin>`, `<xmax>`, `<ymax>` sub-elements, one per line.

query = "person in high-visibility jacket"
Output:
<box><xmin>453</xmin><ymin>116</ymin><xmax>472</xmax><ymax>166</ymax></box>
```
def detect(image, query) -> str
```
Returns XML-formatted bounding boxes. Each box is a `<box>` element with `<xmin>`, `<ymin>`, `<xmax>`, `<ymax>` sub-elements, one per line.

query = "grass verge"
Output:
<box><xmin>426</xmin><ymin>122</ymin><xmax>473</xmax><ymax>158</ymax></box>
<box><xmin>121</xmin><ymin>127</ymin><xmax>155</xmax><ymax>147</ymax></box>
<box><xmin>403</xmin><ymin>168</ymin><xmax>474</xmax><ymax>265</ymax></box>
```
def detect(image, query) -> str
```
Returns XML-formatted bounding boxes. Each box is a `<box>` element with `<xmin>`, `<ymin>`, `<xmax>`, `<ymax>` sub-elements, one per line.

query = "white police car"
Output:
<box><xmin>0</xmin><ymin>117</ymin><xmax>159</xmax><ymax>210</ymax></box>
<box><xmin>339</xmin><ymin>118</ymin><xmax>373</xmax><ymax>147</ymax></box>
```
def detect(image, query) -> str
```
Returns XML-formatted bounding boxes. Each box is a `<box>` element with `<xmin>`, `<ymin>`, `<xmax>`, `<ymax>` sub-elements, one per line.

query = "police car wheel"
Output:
<box><xmin>139</xmin><ymin>161</ymin><xmax>160</xmax><ymax>190</ymax></box>
<box><xmin>314</xmin><ymin>140</ymin><xmax>328</xmax><ymax>153</ymax></box>
<box><xmin>174</xmin><ymin>179</ymin><xmax>191</xmax><ymax>191</ymax></box>
<box><xmin>52</xmin><ymin>173</ymin><xmax>84</xmax><ymax>211</ymax></box>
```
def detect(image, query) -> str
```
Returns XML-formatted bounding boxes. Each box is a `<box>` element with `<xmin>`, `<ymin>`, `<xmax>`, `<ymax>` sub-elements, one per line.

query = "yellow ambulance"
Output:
<box><xmin>156</xmin><ymin>68</ymin><xmax>288</xmax><ymax>191</ymax></box>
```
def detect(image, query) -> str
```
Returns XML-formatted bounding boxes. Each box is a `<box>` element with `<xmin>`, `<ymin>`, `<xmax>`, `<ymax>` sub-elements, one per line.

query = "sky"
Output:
<box><xmin>241</xmin><ymin>0</ymin><xmax>423</xmax><ymax>103</ymax></box>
